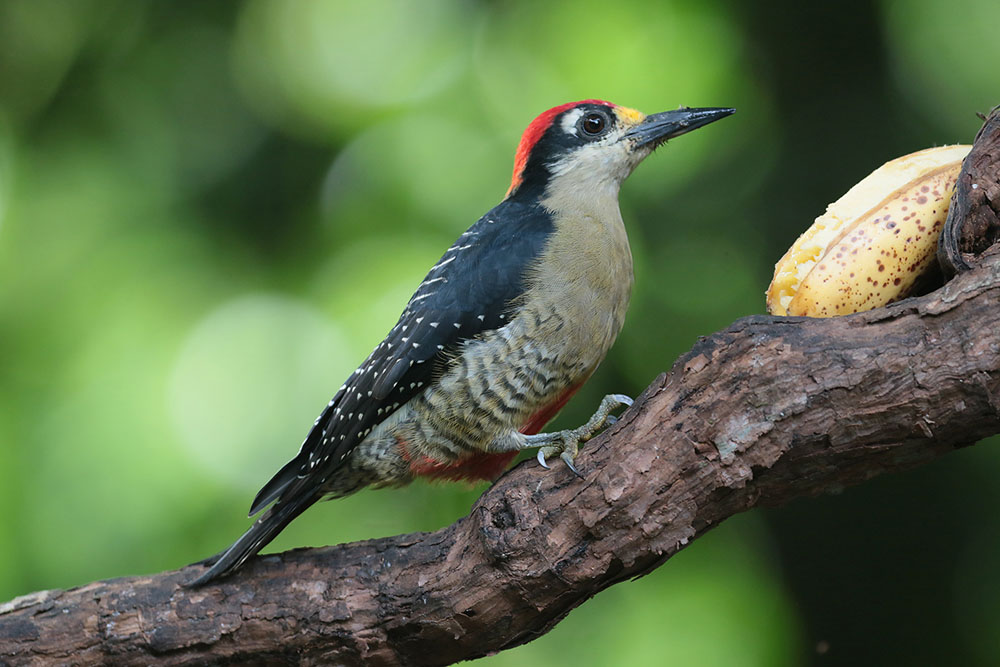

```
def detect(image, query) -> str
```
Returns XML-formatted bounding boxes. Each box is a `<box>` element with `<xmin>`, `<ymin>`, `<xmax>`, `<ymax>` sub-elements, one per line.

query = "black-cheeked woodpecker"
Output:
<box><xmin>191</xmin><ymin>100</ymin><xmax>734</xmax><ymax>585</ymax></box>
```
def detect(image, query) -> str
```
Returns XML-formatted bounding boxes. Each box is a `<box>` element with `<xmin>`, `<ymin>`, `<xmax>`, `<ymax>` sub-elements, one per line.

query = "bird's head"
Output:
<box><xmin>506</xmin><ymin>100</ymin><xmax>734</xmax><ymax>201</ymax></box>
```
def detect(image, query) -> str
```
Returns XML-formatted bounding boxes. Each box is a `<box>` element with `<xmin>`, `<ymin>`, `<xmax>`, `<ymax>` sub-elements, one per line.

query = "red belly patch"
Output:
<box><xmin>407</xmin><ymin>451</ymin><xmax>518</xmax><ymax>482</ymax></box>
<box><xmin>401</xmin><ymin>383</ymin><xmax>583</xmax><ymax>482</ymax></box>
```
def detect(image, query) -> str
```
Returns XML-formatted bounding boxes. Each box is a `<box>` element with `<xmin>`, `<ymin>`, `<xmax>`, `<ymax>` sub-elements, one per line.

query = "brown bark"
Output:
<box><xmin>939</xmin><ymin>105</ymin><xmax>1000</xmax><ymax>276</ymax></box>
<box><xmin>1</xmin><ymin>260</ymin><xmax>999</xmax><ymax>666</ymax></box>
<box><xmin>3</xmin><ymin>109</ymin><xmax>1000</xmax><ymax>666</ymax></box>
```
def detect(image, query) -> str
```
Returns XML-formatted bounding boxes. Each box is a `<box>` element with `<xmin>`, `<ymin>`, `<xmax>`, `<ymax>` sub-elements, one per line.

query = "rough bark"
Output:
<box><xmin>4</xmin><ymin>109</ymin><xmax>1000</xmax><ymax>666</ymax></box>
<box><xmin>1</xmin><ymin>258</ymin><xmax>999</xmax><ymax>666</ymax></box>
<box><xmin>939</xmin><ymin>105</ymin><xmax>1000</xmax><ymax>276</ymax></box>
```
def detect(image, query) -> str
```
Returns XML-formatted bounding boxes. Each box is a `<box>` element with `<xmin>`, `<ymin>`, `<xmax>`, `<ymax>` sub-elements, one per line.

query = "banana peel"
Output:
<box><xmin>767</xmin><ymin>144</ymin><xmax>970</xmax><ymax>317</ymax></box>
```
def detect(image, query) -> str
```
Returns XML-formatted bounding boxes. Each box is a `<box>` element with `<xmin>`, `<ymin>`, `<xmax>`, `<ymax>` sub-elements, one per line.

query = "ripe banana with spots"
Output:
<box><xmin>766</xmin><ymin>144</ymin><xmax>971</xmax><ymax>317</ymax></box>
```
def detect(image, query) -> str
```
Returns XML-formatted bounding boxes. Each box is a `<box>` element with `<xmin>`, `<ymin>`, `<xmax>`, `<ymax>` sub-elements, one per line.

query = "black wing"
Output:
<box><xmin>189</xmin><ymin>198</ymin><xmax>560</xmax><ymax>585</ymax></box>
<box><xmin>250</xmin><ymin>198</ymin><xmax>556</xmax><ymax>514</ymax></box>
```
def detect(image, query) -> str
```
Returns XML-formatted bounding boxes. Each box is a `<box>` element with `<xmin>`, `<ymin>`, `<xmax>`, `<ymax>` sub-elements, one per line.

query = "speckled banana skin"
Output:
<box><xmin>767</xmin><ymin>145</ymin><xmax>970</xmax><ymax>317</ymax></box>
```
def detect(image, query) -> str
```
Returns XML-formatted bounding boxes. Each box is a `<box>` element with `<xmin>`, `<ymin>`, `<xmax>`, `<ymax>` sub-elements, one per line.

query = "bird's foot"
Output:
<box><xmin>526</xmin><ymin>393</ymin><xmax>633</xmax><ymax>477</ymax></box>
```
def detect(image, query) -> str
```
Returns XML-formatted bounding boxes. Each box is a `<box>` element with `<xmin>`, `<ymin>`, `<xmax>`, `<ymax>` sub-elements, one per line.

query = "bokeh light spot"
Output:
<box><xmin>233</xmin><ymin>0</ymin><xmax>472</xmax><ymax>137</ymax></box>
<box><xmin>169</xmin><ymin>294</ymin><xmax>353</xmax><ymax>489</ymax></box>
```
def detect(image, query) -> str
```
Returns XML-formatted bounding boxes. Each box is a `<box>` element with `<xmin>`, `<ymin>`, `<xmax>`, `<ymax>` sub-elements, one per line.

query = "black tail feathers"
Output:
<box><xmin>187</xmin><ymin>494</ymin><xmax>317</xmax><ymax>587</ymax></box>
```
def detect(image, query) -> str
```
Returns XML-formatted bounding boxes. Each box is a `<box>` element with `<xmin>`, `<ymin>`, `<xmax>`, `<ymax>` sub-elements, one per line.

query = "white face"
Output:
<box><xmin>545</xmin><ymin>107</ymin><xmax>652</xmax><ymax>201</ymax></box>
<box><xmin>557</xmin><ymin>108</ymin><xmax>637</xmax><ymax>152</ymax></box>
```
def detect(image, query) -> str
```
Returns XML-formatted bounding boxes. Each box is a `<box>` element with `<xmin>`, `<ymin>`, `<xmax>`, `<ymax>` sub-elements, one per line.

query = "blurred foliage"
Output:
<box><xmin>0</xmin><ymin>0</ymin><xmax>998</xmax><ymax>664</ymax></box>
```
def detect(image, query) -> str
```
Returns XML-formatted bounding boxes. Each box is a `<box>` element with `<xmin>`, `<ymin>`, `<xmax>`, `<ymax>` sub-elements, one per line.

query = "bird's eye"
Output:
<box><xmin>580</xmin><ymin>112</ymin><xmax>609</xmax><ymax>136</ymax></box>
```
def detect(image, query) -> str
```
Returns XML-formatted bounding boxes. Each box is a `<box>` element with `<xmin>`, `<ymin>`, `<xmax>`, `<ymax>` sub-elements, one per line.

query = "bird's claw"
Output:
<box><xmin>561</xmin><ymin>451</ymin><xmax>584</xmax><ymax>478</ymax></box>
<box><xmin>608</xmin><ymin>393</ymin><xmax>634</xmax><ymax>409</ymax></box>
<box><xmin>536</xmin><ymin>434</ymin><xmax>580</xmax><ymax>476</ymax></box>
<box><xmin>530</xmin><ymin>393</ymin><xmax>633</xmax><ymax>478</ymax></box>
<box><xmin>536</xmin><ymin>448</ymin><xmax>550</xmax><ymax>469</ymax></box>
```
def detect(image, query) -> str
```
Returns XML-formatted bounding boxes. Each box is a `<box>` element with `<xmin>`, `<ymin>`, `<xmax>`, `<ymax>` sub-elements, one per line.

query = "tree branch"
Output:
<box><xmin>4</xmin><ymin>110</ymin><xmax>1000</xmax><ymax>666</ymax></box>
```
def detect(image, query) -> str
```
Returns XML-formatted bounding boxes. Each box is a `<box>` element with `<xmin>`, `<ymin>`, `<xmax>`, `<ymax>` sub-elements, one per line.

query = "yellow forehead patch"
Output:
<box><xmin>614</xmin><ymin>106</ymin><xmax>645</xmax><ymax>127</ymax></box>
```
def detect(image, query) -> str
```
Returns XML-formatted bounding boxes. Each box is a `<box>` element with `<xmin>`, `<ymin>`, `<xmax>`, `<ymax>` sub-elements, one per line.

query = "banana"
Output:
<box><xmin>766</xmin><ymin>144</ymin><xmax>971</xmax><ymax>317</ymax></box>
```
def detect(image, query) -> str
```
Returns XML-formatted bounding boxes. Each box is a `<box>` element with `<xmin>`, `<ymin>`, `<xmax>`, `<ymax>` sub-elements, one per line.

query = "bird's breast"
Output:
<box><xmin>524</xmin><ymin>205</ymin><xmax>635</xmax><ymax>362</ymax></box>
<box><xmin>399</xmin><ymin>204</ymin><xmax>634</xmax><ymax>458</ymax></box>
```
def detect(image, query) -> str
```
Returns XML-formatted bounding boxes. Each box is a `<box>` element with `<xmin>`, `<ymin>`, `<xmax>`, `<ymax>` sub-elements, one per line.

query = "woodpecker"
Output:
<box><xmin>191</xmin><ymin>100</ymin><xmax>733</xmax><ymax>585</ymax></box>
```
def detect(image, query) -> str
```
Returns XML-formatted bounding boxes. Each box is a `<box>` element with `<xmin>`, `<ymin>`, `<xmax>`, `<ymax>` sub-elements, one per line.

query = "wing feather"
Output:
<box><xmin>251</xmin><ymin>198</ymin><xmax>554</xmax><ymax>513</ymax></box>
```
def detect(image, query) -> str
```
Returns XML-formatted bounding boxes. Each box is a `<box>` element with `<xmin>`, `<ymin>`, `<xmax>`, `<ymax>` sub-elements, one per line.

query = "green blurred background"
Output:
<box><xmin>1</xmin><ymin>0</ymin><xmax>998</xmax><ymax>664</ymax></box>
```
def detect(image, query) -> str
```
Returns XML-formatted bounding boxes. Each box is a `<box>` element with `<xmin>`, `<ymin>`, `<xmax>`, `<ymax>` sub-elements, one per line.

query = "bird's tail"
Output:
<box><xmin>187</xmin><ymin>493</ymin><xmax>318</xmax><ymax>587</ymax></box>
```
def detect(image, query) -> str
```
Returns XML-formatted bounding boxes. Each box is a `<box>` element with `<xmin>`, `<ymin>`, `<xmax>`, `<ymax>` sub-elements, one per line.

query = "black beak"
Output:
<box><xmin>625</xmin><ymin>107</ymin><xmax>735</xmax><ymax>148</ymax></box>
